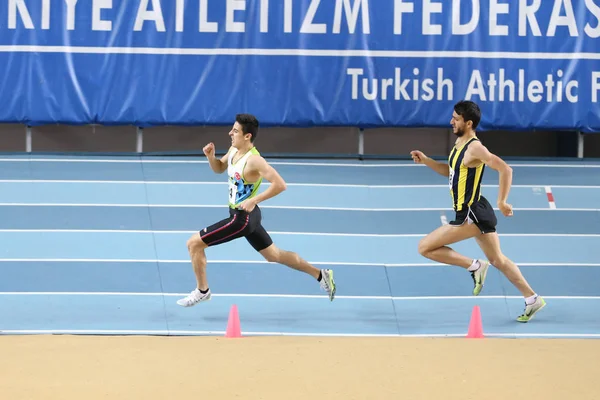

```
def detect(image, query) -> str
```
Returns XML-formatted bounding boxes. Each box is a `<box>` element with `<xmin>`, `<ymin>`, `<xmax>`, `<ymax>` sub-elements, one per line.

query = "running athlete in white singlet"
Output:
<box><xmin>176</xmin><ymin>113</ymin><xmax>336</xmax><ymax>308</ymax></box>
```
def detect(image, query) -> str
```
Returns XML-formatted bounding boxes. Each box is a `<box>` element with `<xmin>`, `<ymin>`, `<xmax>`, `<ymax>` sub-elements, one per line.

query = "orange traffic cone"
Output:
<box><xmin>225</xmin><ymin>304</ymin><xmax>242</xmax><ymax>338</ymax></box>
<box><xmin>466</xmin><ymin>305</ymin><xmax>484</xmax><ymax>338</ymax></box>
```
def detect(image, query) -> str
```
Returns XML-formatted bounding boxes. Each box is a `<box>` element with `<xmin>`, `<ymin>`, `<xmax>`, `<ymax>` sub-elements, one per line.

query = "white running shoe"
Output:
<box><xmin>176</xmin><ymin>288</ymin><xmax>212</xmax><ymax>307</ymax></box>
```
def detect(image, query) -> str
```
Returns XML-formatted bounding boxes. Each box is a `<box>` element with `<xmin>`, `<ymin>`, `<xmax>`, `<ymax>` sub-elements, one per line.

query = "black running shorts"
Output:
<box><xmin>449</xmin><ymin>195</ymin><xmax>498</xmax><ymax>234</ymax></box>
<box><xmin>199</xmin><ymin>206</ymin><xmax>273</xmax><ymax>251</ymax></box>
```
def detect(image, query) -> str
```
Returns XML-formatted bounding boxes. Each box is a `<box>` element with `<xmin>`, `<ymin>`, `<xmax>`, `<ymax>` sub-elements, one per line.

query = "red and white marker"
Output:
<box><xmin>545</xmin><ymin>186</ymin><xmax>556</xmax><ymax>209</ymax></box>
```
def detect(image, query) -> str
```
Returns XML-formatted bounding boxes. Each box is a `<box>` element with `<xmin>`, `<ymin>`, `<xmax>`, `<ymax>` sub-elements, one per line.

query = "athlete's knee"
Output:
<box><xmin>187</xmin><ymin>233</ymin><xmax>207</xmax><ymax>254</ymax></box>
<box><xmin>488</xmin><ymin>253</ymin><xmax>507</xmax><ymax>269</ymax></box>
<box><xmin>418</xmin><ymin>237</ymin><xmax>434</xmax><ymax>256</ymax></box>
<box><xmin>259</xmin><ymin>244</ymin><xmax>282</xmax><ymax>263</ymax></box>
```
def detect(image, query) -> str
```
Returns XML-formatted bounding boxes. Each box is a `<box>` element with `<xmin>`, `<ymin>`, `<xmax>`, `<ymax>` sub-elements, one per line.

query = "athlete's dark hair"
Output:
<box><xmin>454</xmin><ymin>100</ymin><xmax>481</xmax><ymax>129</ymax></box>
<box><xmin>236</xmin><ymin>113</ymin><xmax>259</xmax><ymax>142</ymax></box>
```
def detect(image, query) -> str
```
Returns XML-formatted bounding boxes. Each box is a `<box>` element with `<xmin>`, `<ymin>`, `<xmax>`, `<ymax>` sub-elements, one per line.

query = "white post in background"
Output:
<box><xmin>577</xmin><ymin>131</ymin><xmax>584</xmax><ymax>158</ymax></box>
<box><xmin>25</xmin><ymin>126</ymin><xmax>32</xmax><ymax>152</ymax></box>
<box><xmin>136</xmin><ymin>127</ymin><xmax>143</xmax><ymax>153</ymax></box>
<box><xmin>358</xmin><ymin>128</ymin><xmax>364</xmax><ymax>157</ymax></box>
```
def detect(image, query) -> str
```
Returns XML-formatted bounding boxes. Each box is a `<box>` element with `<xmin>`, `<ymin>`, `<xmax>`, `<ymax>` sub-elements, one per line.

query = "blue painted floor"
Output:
<box><xmin>0</xmin><ymin>155</ymin><xmax>599</xmax><ymax>338</ymax></box>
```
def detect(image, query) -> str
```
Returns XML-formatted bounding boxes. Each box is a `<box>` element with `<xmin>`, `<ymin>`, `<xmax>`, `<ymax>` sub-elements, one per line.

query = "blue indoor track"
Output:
<box><xmin>0</xmin><ymin>155</ymin><xmax>599</xmax><ymax>338</ymax></box>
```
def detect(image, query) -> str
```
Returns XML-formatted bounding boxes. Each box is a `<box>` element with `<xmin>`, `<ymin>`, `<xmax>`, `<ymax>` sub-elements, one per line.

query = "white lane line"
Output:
<box><xmin>0</xmin><ymin>329</ymin><xmax>599</xmax><ymax>338</ymax></box>
<box><xmin>0</xmin><ymin>292</ymin><xmax>597</xmax><ymax>300</ymax></box>
<box><xmin>0</xmin><ymin>157</ymin><xmax>599</xmax><ymax>168</ymax></box>
<box><xmin>0</xmin><ymin>229</ymin><xmax>598</xmax><ymax>238</ymax></box>
<box><xmin>0</xmin><ymin>259</ymin><xmax>598</xmax><ymax>267</ymax></box>
<box><xmin>0</xmin><ymin>203</ymin><xmax>597</xmax><ymax>212</ymax></box>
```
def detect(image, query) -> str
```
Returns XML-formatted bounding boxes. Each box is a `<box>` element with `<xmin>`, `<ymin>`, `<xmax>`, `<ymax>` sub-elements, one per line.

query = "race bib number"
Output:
<box><xmin>448</xmin><ymin>167</ymin><xmax>454</xmax><ymax>189</ymax></box>
<box><xmin>229</xmin><ymin>180</ymin><xmax>237</xmax><ymax>204</ymax></box>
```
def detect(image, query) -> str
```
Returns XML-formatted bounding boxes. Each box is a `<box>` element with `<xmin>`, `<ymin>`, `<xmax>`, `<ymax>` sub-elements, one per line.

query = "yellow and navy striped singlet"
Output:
<box><xmin>448</xmin><ymin>137</ymin><xmax>485</xmax><ymax>212</ymax></box>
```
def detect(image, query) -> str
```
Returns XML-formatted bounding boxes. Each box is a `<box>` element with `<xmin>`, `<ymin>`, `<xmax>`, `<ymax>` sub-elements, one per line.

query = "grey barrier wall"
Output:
<box><xmin>0</xmin><ymin>123</ymin><xmax>598</xmax><ymax>159</ymax></box>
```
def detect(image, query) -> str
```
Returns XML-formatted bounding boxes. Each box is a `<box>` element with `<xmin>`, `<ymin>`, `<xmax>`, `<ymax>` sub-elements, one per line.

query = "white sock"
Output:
<box><xmin>467</xmin><ymin>259</ymin><xmax>480</xmax><ymax>272</ymax></box>
<box><xmin>525</xmin><ymin>294</ymin><xmax>538</xmax><ymax>305</ymax></box>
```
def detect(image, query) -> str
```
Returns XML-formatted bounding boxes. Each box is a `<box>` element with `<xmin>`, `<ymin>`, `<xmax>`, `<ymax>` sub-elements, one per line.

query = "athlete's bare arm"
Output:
<box><xmin>203</xmin><ymin>143</ymin><xmax>232</xmax><ymax>174</ymax></box>
<box><xmin>238</xmin><ymin>156</ymin><xmax>287</xmax><ymax>212</ymax></box>
<box><xmin>410</xmin><ymin>150</ymin><xmax>449</xmax><ymax>177</ymax></box>
<box><xmin>466</xmin><ymin>141</ymin><xmax>514</xmax><ymax>216</ymax></box>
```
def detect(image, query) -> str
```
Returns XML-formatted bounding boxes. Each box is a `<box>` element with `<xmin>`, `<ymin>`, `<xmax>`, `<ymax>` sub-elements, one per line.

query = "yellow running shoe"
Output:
<box><xmin>471</xmin><ymin>260</ymin><xmax>490</xmax><ymax>296</ymax></box>
<box><xmin>517</xmin><ymin>296</ymin><xmax>546</xmax><ymax>323</ymax></box>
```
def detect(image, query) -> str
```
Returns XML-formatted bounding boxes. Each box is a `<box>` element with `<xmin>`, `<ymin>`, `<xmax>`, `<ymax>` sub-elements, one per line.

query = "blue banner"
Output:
<box><xmin>0</xmin><ymin>0</ymin><xmax>598</xmax><ymax>132</ymax></box>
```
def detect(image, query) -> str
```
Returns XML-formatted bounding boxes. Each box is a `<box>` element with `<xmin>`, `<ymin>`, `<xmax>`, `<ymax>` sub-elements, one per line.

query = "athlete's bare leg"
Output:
<box><xmin>259</xmin><ymin>243</ymin><xmax>321</xmax><ymax>279</ymax></box>
<box><xmin>186</xmin><ymin>233</ymin><xmax>209</xmax><ymax>291</ymax></box>
<box><xmin>418</xmin><ymin>223</ymin><xmax>481</xmax><ymax>268</ymax></box>
<box><xmin>475</xmin><ymin>233</ymin><xmax>535</xmax><ymax>297</ymax></box>
<box><xmin>419</xmin><ymin>222</ymin><xmax>493</xmax><ymax>296</ymax></box>
<box><xmin>259</xmin><ymin>243</ymin><xmax>336</xmax><ymax>300</ymax></box>
<box><xmin>176</xmin><ymin>233</ymin><xmax>213</xmax><ymax>307</ymax></box>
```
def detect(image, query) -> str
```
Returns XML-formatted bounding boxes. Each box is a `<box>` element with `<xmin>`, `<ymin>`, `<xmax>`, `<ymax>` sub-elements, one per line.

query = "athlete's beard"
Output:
<box><xmin>454</xmin><ymin>128</ymin><xmax>465</xmax><ymax>137</ymax></box>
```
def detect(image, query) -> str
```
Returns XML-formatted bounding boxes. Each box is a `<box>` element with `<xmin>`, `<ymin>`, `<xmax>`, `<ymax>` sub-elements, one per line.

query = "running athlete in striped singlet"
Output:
<box><xmin>176</xmin><ymin>113</ymin><xmax>336</xmax><ymax>307</ymax></box>
<box><xmin>410</xmin><ymin>101</ymin><xmax>545</xmax><ymax>323</ymax></box>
